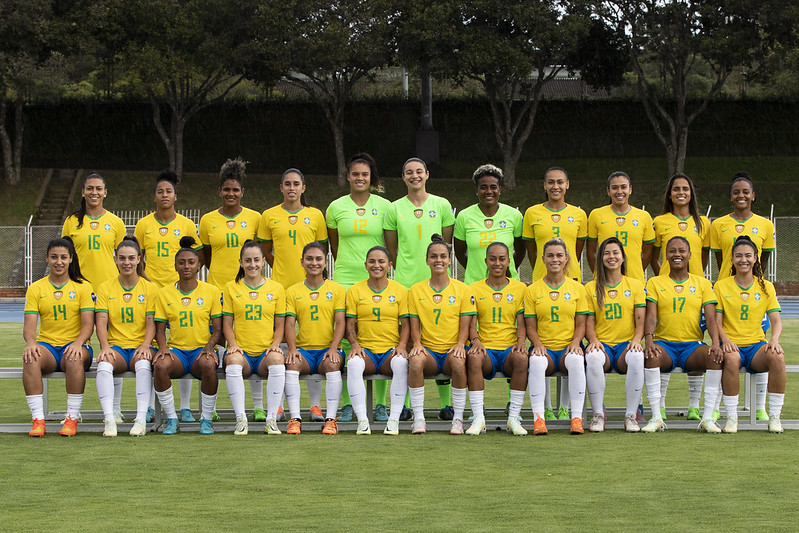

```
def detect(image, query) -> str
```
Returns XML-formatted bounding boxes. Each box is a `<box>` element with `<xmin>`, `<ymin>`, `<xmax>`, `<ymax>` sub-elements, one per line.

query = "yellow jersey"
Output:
<box><xmin>524</xmin><ymin>278</ymin><xmax>589</xmax><ymax>350</ymax></box>
<box><xmin>645</xmin><ymin>273</ymin><xmax>716</xmax><ymax>342</ymax></box>
<box><xmin>134</xmin><ymin>213</ymin><xmax>201</xmax><ymax>288</ymax></box>
<box><xmin>710</xmin><ymin>214</ymin><xmax>776</xmax><ymax>279</ymax></box>
<box><xmin>408</xmin><ymin>278</ymin><xmax>476</xmax><ymax>353</ymax></box>
<box><xmin>585</xmin><ymin>276</ymin><xmax>646</xmax><ymax>346</ymax></box>
<box><xmin>24</xmin><ymin>277</ymin><xmax>95</xmax><ymax>346</ymax></box>
<box><xmin>285</xmin><ymin>279</ymin><xmax>346</xmax><ymax>350</ymax></box>
<box><xmin>522</xmin><ymin>203</ymin><xmax>587</xmax><ymax>281</ymax></box>
<box><xmin>222</xmin><ymin>278</ymin><xmax>286</xmax><ymax>354</ymax></box>
<box><xmin>470</xmin><ymin>278</ymin><xmax>526</xmax><ymax>350</ymax></box>
<box><xmin>95</xmin><ymin>277</ymin><xmax>158</xmax><ymax>348</ymax></box>
<box><xmin>653</xmin><ymin>213</ymin><xmax>710</xmax><ymax>277</ymax></box>
<box><xmin>345</xmin><ymin>279</ymin><xmax>409</xmax><ymax>352</ymax></box>
<box><xmin>154</xmin><ymin>281</ymin><xmax>222</xmax><ymax>350</ymax></box>
<box><xmin>62</xmin><ymin>211</ymin><xmax>126</xmax><ymax>288</ymax></box>
<box><xmin>198</xmin><ymin>207</ymin><xmax>261</xmax><ymax>289</ymax></box>
<box><xmin>587</xmin><ymin>205</ymin><xmax>655</xmax><ymax>282</ymax></box>
<box><xmin>714</xmin><ymin>276</ymin><xmax>780</xmax><ymax>346</ymax></box>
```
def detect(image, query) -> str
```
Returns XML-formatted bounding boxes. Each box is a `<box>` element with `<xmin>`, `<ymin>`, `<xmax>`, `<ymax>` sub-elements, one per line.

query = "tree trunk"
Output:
<box><xmin>171</xmin><ymin>111</ymin><xmax>185</xmax><ymax>178</ymax></box>
<box><xmin>0</xmin><ymin>100</ymin><xmax>14</xmax><ymax>185</ymax></box>
<box><xmin>502</xmin><ymin>146</ymin><xmax>517</xmax><ymax>191</ymax></box>
<box><xmin>12</xmin><ymin>98</ymin><xmax>23</xmax><ymax>184</ymax></box>
<box><xmin>148</xmin><ymin>94</ymin><xmax>176</xmax><ymax>173</ymax></box>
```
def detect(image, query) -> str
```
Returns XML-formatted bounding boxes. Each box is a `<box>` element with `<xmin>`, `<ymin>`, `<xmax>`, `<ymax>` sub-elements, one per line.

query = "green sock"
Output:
<box><xmin>436</xmin><ymin>381</ymin><xmax>451</xmax><ymax>409</ymax></box>
<box><xmin>375</xmin><ymin>380</ymin><xmax>388</xmax><ymax>406</ymax></box>
<box><xmin>404</xmin><ymin>393</ymin><xmax>411</xmax><ymax>408</ymax></box>
<box><xmin>506</xmin><ymin>379</ymin><xmax>512</xmax><ymax>402</ymax></box>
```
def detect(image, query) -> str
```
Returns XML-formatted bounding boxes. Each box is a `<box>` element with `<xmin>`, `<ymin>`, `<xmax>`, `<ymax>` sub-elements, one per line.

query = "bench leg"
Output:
<box><xmin>366</xmin><ymin>380</ymin><xmax>373</xmax><ymax>422</ymax></box>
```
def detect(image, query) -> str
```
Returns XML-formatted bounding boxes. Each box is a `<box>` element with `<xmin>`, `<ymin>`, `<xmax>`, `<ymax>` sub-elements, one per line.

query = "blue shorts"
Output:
<box><xmin>737</xmin><ymin>341</ymin><xmax>768</xmax><ymax>373</ymax></box>
<box><xmin>222</xmin><ymin>350</ymin><xmax>269</xmax><ymax>375</ymax></box>
<box><xmin>601</xmin><ymin>341</ymin><xmax>630</xmax><ymax>373</ymax></box>
<box><xmin>39</xmin><ymin>342</ymin><xmax>93</xmax><ymax>371</ymax></box>
<box><xmin>299</xmin><ymin>347</ymin><xmax>346</xmax><ymax>374</ymax></box>
<box><xmin>484</xmin><ymin>347</ymin><xmax>513</xmax><ymax>379</ymax></box>
<box><xmin>654</xmin><ymin>340</ymin><xmax>705</xmax><ymax>371</ymax></box>
<box><xmin>543</xmin><ymin>347</ymin><xmax>569</xmax><ymax>370</ymax></box>
<box><xmin>364</xmin><ymin>348</ymin><xmax>393</xmax><ymax>372</ymax></box>
<box><xmin>110</xmin><ymin>345</ymin><xmax>155</xmax><ymax>366</ymax></box>
<box><xmin>424</xmin><ymin>348</ymin><xmax>451</xmax><ymax>374</ymax></box>
<box><xmin>169</xmin><ymin>347</ymin><xmax>204</xmax><ymax>378</ymax></box>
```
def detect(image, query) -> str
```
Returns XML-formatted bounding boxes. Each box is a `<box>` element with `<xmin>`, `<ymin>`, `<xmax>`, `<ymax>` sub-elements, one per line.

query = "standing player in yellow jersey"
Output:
<box><xmin>715</xmin><ymin>236</ymin><xmax>785</xmax><ymax>433</ymax></box>
<box><xmin>587</xmin><ymin>171</ymin><xmax>655</xmax><ymax>282</ymax></box>
<box><xmin>284</xmin><ymin>242</ymin><xmax>346</xmax><ymax>435</ymax></box>
<box><xmin>584</xmin><ymin>237</ymin><xmax>646</xmax><ymax>433</ymax></box>
<box><xmin>222</xmin><ymin>241</ymin><xmax>287</xmax><ymax>436</ymax></box>
<box><xmin>134</xmin><ymin>170</ymin><xmax>200</xmax><ymax>425</ymax></box>
<box><xmin>94</xmin><ymin>237</ymin><xmax>158</xmax><ymax>437</ymax></box>
<box><xmin>465</xmin><ymin>242</ymin><xmax>528</xmax><ymax>436</ymax></box>
<box><xmin>522</xmin><ymin>166</ymin><xmax>588</xmax><ymax>421</ymax></box>
<box><xmin>651</xmin><ymin>174</ymin><xmax>711</xmax><ymax>422</ymax></box>
<box><xmin>407</xmin><ymin>235</ymin><xmax>476</xmax><ymax>435</ymax></box>
<box><xmin>641</xmin><ymin>236</ymin><xmax>724</xmax><ymax>433</ymax></box>
<box><xmin>524</xmin><ymin>238</ymin><xmax>589</xmax><ymax>435</ymax></box>
<box><xmin>23</xmin><ymin>238</ymin><xmax>94</xmax><ymax>437</ymax></box>
<box><xmin>344</xmin><ymin>246</ymin><xmax>410</xmax><ymax>435</ymax></box>
<box><xmin>153</xmin><ymin>237</ymin><xmax>223</xmax><ymax>435</ymax></box>
<box><xmin>258</xmin><ymin>168</ymin><xmax>327</xmax><ymax>422</ymax></box>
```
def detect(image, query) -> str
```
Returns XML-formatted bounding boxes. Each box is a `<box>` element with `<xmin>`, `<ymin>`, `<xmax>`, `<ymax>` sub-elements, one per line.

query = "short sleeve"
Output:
<box><xmin>521</xmin><ymin>207</ymin><xmax>535</xmax><ymax>240</ymax></box>
<box><xmin>511</xmin><ymin>208</ymin><xmax>524</xmax><ymax>238</ymax></box>
<box><xmin>574</xmin><ymin>284</ymin><xmax>589</xmax><ymax>314</ymax></box>
<box><xmin>587</xmin><ymin>209</ymin><xmax>599</xmax><ymax>240</ymax></box>
<box><xmin>154</xmin><ymin>292</ymin><xmax>167</xmax><ymax>322</ymax></box>
<box><xmin>453</xmin><ymin>212</ymin><xmax>466</xmax><ymax>240</ymax></box>
<box><xmin>645</xmin><ymin>278</ymin><xmax>658</xmax><ymax>304</ymax></box>
<box><xmin>642</xmin><ymin>212</ymin><xmax>655</xmax><ymax>243</ymax></box>
<box><xmin>314</xmin><ymin>210</ymin><xmax>329</xmax><ymax>242</ymax></box>
<box><xmin>576</xmin><ymin>208</ymin><xmax>588</xmax><ymax>240</ymax></box>
<box><xmin>382</xmin><ymin>203</ymin><xmax>397</xmax><ymax>231</ymax></box>
<box><xmin>95</xmin><ymin>285</ymin><xmax>109</xmax><ymax>313</ymax></box>
<box><xmin>459</xmin><ymin>285</ymin><xmax>476</xmax><ymax>316</ymax></box>
<box><xmin>441</xmin><ymin>198</ymin><xmax>456</xmax><ymax>227</ymax></box>
<box><xmin>345</xmin><ymin>286</ymin><xmax>357</xmax><ymax>317</ymax></box>
<box><xmin>222</xmin><ymin>284</ymin><xmax>233</xmax><ymax>315</ymax></box>
<box><xmin>709</xmin><ymin>220</ymin><xmax>721</xmax><ymax>251</ymax></box>
<box><xmin>199</xmin><ymin>215</ymin><xmax>211</xmax><ymax>247</ymax></box>
<box><xmin>24</xmin><ymin>284</ymin><xmax>40</xmax><ymax>314</ymax></box>
<box><xmin>701</xmin><ymin>216</ymin><xmax>711</xmax><ymax>248</ymax></box>
<box><xmin>763</xmin><ymin>219</ymin><xmax>776</xmax><ymax>251</ymax></box>
<box><xmin>257</xmin><ymin>211</ymin><xmax>272</xmax><ymax>242</ymax></box>
<box><xmin>113</xmin><ymin>216</ymin><xmax>126</xmax><ymax>247</ymax></box>
<box><xmin>210</xmin><ymin>287</ymin><xmax>223</xmax><ymax>318</ymax></box>
<box><xmin>397</xmin><ymin>288</ymin><xmax>409</xmax><ymax>318</ymax></box>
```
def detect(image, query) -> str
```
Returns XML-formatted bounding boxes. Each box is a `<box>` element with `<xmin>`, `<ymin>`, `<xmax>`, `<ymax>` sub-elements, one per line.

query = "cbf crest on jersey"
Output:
<box><xmin>674</xmin><ymin>285</ymin><xmax>684</xmax><ymax>293</ymax></box>
<box><xmin>181</xmin><ymin>297</ymin><xmax>191</xmax><ymax>306</ymax></box>
<box><xmin>325</xmin><ymin>292</ymin><xmax>333</xmax><ymax>300</ymax></box>
<box><xmin>429</xmin><ymin>210</ymin><xmax>437</xmax><ymax>219</ymax></box>
<box><xmin>356</xmin><ymin>208</ymin><xmax>366</xmax><ymax>216</ymax></box>
<box><xmin>493</xmin><ymin>292</ymin><xmax>502</xmax><ymax>302</ymax></box>
<box><xmin>53</xmin><ymin>290</ymin><xmax>63</xmax><ymax>300</ymax></box>
<box><xmin>432</xmin><ymin>294</ymin><xmax>443</xmax><ymax>304</ymax></box>
<box><xmin>551</xmin><ymin>214</ymin><xmax>560</xmax><ymax>223</ymax></box>
<box><xmin>310</xmin><ymin>292</ymin><xmax>319</xmax><ymax>301</ymax></box>
<box><xmin>484</xmin><ymin>219</ymin><xmax>494</xmax><ymax>229</ymax></box>
<box><xmin>288</xmin><ymin>216</ymin><xmax>298</xmax><ymax>225</ymax></box>
<box><xmin>226</xmin><ymin>220</ymin><xmax>235</xmax><ymax>229</ymax></box>
<box><xmin>616</xmin><ymin>217</ymin><xmax>625</xmax><ymax>226</ymax></box>
<box><xmin>414</xmin><ymin>209</ymin><xmax>423</xmax><ymax>219</ymax></box>
<box><xmin>372</xmin><ymin>295</ymin><xmax>382</xmax><ymax>303</ymax></box>
<box><xmin>249</xmin><ymin>291</ymin><xmax>259</xmax><ymax>300</ymax></box>
<box><xmin>608</xmin><ymin>290</ymin><xmax>618</xmax><ymax>299</ymax></box>
<box><xmin>123</xmin><ymin>293</ymin><xmax>132</xmax><ymax>303</ymax></box>
<box><xmin>90</xmin><ymin>221</ymin><xmax>99</xmax><ymax>230</ymax></box>
<box><xmin>678</xmin><ymin>222</ymin><xmax>688</xmax><ymax>231</ymax></box>
<box><xmin>735</xmin><ymin>224</ymin><xmax>745</xmax><ymax>233</ymax></box>
<box><xmin>549</xmin><ymin>291</ymin><xmax>559</xmax><ymax>301</ymax></box>
<box><xmin>740</xmin><ymin>292</ymin><xmax>750</xmax><ymax>301</ymax></box>
<box><xmin>159</xmin><ymin>227</ymin><xmax>168</xmax><ymax>236</ymax></box>
<box><xmin>388</xmin><ymin>295</ymin><xmax>396</xmax><ymax>303</ymax></box>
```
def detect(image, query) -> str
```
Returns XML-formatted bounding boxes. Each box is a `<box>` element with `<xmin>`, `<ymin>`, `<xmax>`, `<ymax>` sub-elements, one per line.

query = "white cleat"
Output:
<box><xmin>383</xmin><ymin>419</ymin><xmax>399</xmax><ymax>436</ymax></box>
<box><xmin>465</xmin><ymin>416</ymin><xmax>486</xmax><ymax>435</ymax></box>
<box><xmin>506</xmin><ymin>416</ymin><xmax>528</xmax><ymax>436</ymax></box>
<box><xmin>234</xmin><ymin>417</ymin><xmax>249</xmax><ymax>436</ymax></box>
<box><xmin>450</xmin><ymin>418</ymin><xmax>464</xmax><ymax>435</ymax></box>
<box><xmin>264</xmin><ymin>418</ymin><xmax>281</xmax><ymax>435</ymax></box>
<box><xmin>411</xmin><ymin>419</ymin><xmax>426</xmax><ymax>435</ymax></box>
<box><xmin>723</xmin><ymin>417</ymin><xmax>738</xmax><ymax>434</ymax></box>
<box><xmin>589</xmin><ymin>414</ymin><xmax>605</xmax><ymax>433</ymax></box>
<box><xmin>768</xmin><ymin>416</ymin><xmax>783</xmax><ymax>434</ymax></box>
<box><xmin>129</xmin><ymin>418</ymin><xmax>147</xmax><ymax>437</ymax></box>
<box><xmin>698</xmin><ymin>419</ymin><xmax>721</xmax><ymax>434</ymax></box>
<box><xmin>356</xmin><ymin>419</ymin><xmax>371</xmax><ymax>435</ymax></box>
<box><xmin>103</xmin><ymin>419</ymin><xmax>117</xmax><ymax>437</ymax></box>
<box><xmin>113</xmin><ymin>409</ymin><xmax>125</xmax><ymax>424</ymax></box>
<box><xmin>624</xmin><ymin>414</ymin><xmax>640</xmax><ymax>433</ymax></box>
<box><xmin>640</xmin><ymin>418</ymin><xmax>666</xmax><ymax>433</ymax></box>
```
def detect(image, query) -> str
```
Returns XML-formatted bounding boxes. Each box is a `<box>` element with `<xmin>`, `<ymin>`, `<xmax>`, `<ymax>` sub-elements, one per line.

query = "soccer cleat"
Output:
<box><xmin>636</xmin><ymin>404</ymin><xmax>646</xmax><ymax>422</ymax></box>
<box><xmin>356</xmin><ymin>419</ymin><xmax>371</xmax><ymax>435</ymax></box>
<box><xmin>234</xmin><ymin>417</ymin><xmax>248</xmax><ymax>436</ymax></box>
<box><xmin>686</xmin><ymin>407</ymin><xmax>701</xmax><ymax>421</ymax></box>
<box><xmin>544</xmin><ymin>407</ymin><xmax>556</xmax><ymax>420</ymax></box>
<box><xmin>588</xmin><ymin>414</ymin><xmax>604</xmax><ymax>433</ymax></box>
<box><xmin>374</xmin><ymin>404</ymin><xmax>388</xmax><ymax>422</ymax></box>
<box><xmin>411</xmin><ymin>419</ymin><xmax>426</xmax><ymax>435</ymax></box>
<box><xmin>180</xmin><ymin>408</ymin><xmax>196</xmax><ymax>423</ymax></box>
<box><xmin>624</xmin><ymin>414</ymin><xmax>640</xmax><ymax>433</ymax></box>
<box><xmin>59</xmin><ymin>415</ymin><xmax>78</xmax><ymax>437</ymax></box>
<box><xmin>103</xmin><ymin>419</ymin><xmax>118</xmax><ymax>437</ymax></box>
<box><xmin>768</xmin><ymin>416</ymin><xmax>783</xmax><ymax>434</ymax></box>
<box><xmin>723</xmin><ymin>417</ymin><xmax>738</xmax><ymax>434</ymax></box>
<box><xmin>199</xmin><ymin>418</ymin><xmax>214</xmax><ymax>435</ymax></box>
<box><xmin>130</xmin><ymin>419</ymin><xmax>147</xmax><ymax>437</ymax></box>
<box><xmin>146</xmin><ymin>407</ymin><xmax>156</xmax><ymax>423</ymax></box>
<box><xmin>533</xmin><ymin>416</ymin><xmax>548</xmax><ymax>436</ymax></box>
<box><xmin>383</xmin><ymin>419</ymin><xmax>399</xmax><ymax>436</ymax></box>
<box><xmin>557</xmin><ymin>406</ymin><xmax>569</xmax><ymax>420</ymax></box>
<box><xmin>29</xmin><ymin>418</ymin><xmax>46</xmax><ymax>437</ymax></box>
<box><xmin>322</xmin><ymin>418</ymin><xmax>338</xmax><ymax>435</ymax></box>
<box><xmin>698</xmin><ymin>419</ymin><xmax>721</xmax><ymax>434</ymax></box>
<box><xmin>660</xmin><ymin>407</ymin><xmax>668</xmax><ymax>421</ymax></box>
<box><xmin>276</xmin><ymin>406</ymin><xmax>286</xmax><ymax>422</ymax></box>
<box><xmin>309</xmin><ymin>405</ymin><xmax>324</xmax><ymax>422</ymax></box>
<box><xmin>640</xmin><ymin>418</ymin><xmax>666</xmax><ymax>433</ymax></box>
<box><xmin>506</xmin><ymin>416</ymin><xmax>528</xmax><ymax>436</ymax></box>
<box><xmin>113</xmin><ymin>409</ymin><xmax>125</xmax><ymax>424</ymax></box>
<box><xmin>466</xmin><ymin>416</ymin><xmax>486</xmax><ymax>435</ymax></box>
<box><xmin>252</xmin><ymin>408</ymin><xmax>266</xmax><ymax>422</ymax></box>
<box><xmin>712</xmin><ymin>409</ymin><xmax>720</xmax><ymax>421</ymax></box>
<box><xmin>450</xmin><ymin>418</ymin><xmax>464</xmax><ymax>435</ymax></box>
<box><xmin>264</xmin><ymin>418</ymin><xmax>281</xmax><ymax>435</ymax></box>
<box><xmin>399</xmin><ymin>406</ymin><xmax>413</xmax><ymax>421</ymax></box>
<box><xmin>339</xmin><ymin>404</ymin><xmax>354</xmax><ymax>422</ymax></box>
<box><xmin>211</xmin><ymin>410</ymin><xmax>221</xmax><ymax>422</ymax></box>
<box><xmin>286</xmin><ymin>418</ymin><xmax>302</xmax><ymax>435</ymax></box>
<box><xmin>439</xmin><ymin>405</ymin><xmax>454</xmax><ymax>421</ymax></box>
<box><xmin>162</xmin><ymin>418</ymin><xmax>179</xmax><ymax>435</ymax></box>
<box><xmin>756</xmin><ymin>409</ymin><xmax>769</xmax><ymax>421</ymax></box>
<box><xmin>570</xmin><ymin>417</ymin><xmax>584</xmax><ymax>435</ymax></box>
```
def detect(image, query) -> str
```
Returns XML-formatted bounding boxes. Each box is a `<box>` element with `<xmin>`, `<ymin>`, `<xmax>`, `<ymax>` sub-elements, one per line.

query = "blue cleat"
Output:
<box><xmin>438</xmin><ymin>405</ymin><xmax>454</xmax><ymax>421</ymax></box>
<box><xmin>162</xmin><ymin>418</ymin><xmax>179</xmax><ymax>435</ymax></box>
<box><xmin>339</xmin><ymin>404</ymin><xmax>354</xmax><ymax>422</ymax></box>
<box><xmin>199</xmin><ymin>418</ymin><xmax>214</xmax><ymax>435</ymax></box>
<box><xmin>399</xmin><ymin>406</ymin><xmax>413</xmax><ymax>421</ymax></box>
<box><xmin>180</xmin><ymin>408</ymin><xmax>196</xmax><ymax>423</ymax></box>
<box><xmin>146</xmin><ymin>407</ymin><xmax>156</xmax><ymax>423</ymax></box>
<box><xmin>374</xmin><ymin>404</ymin><xmax>388</xmax><ymax>422</ymax></box>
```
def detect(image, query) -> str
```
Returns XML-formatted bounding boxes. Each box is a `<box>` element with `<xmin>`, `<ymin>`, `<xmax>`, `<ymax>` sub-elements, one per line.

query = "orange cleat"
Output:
<box><xmin>533</xmin><ymin>415</ymin><xmax>548</xmax><ymax>436</ymax></box>
<box><xmin>286</xmin><ymin>418</ymin><xmax>302</xmax><ymax>435</ymax></box>
<box><xmin>322</xmin><ymin>418</ymin><xmax>338</xmax><ymax>435</ymax></box>
<box><xmin>309</xmin><ymin>405</ymin><xmax>324</xmax><ymax>422</ymax></box>
<box><xmin>59</xmin><ymin>415</ymin><xmax>78</xmax><ymax>437</ymax></box>
<box><xmin>29</xmin><ymin>418</ymin><xmax>46</xmax><ymax>437</ymax></box>
<box><xmin>570</xmin><ymin>417</ymin><xmax>584</xmax><ymax>435</ymax></box>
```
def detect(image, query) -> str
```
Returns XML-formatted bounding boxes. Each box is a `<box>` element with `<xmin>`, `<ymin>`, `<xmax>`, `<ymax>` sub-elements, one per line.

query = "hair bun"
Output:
<box><xmin>179</xmin><ymin>236</ymin><xmax>196</xmax><ymax>248</ymax></box>
<box><xmin>430</xmin><ymin>233</ymin><xmax>444</xmax><ymax>244</ymax></box>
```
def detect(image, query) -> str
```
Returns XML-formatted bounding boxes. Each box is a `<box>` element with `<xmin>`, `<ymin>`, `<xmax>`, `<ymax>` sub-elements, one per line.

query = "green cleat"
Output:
<box><xmin>712</xmin><ymin>409</ymin><xmax>720</xmax><ymax>421</ymax></box>
<box><xmin>556</xmin><ymin>406</ymin><xmax>569</xmax><ymax>420</ymax></box>
<box><xmin>660</xmin><ymin>407</ymin><xmax>668</xmax><ymax>421</ymax></box>
<box><xmin>756</xmin><ymin>409</ymin><xmax>769</xmax><ymax>421</ymax></box>
<box><xmin>252</xmin><ymin>408</ymin><xmax>266</xmax><ymax>422</ymax></box>
<box><xmin>544</xmin><ymin>407</ymin><xmax>556</xmax><ymax>420</ymax></box>
<box><xmin>211</xmin><ymin>410</ymin><xmax>221</xmax><ymax>422</ymax></box>
<box><xmin>686</xmin><ymin>407</ymin><xmax>701</xmax><ymax>421</ymax></box>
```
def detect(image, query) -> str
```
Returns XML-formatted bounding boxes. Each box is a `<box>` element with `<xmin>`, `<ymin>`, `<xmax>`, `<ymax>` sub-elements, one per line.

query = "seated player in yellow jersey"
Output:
<box><xmin>583</xmin><ymin>237</ymin><xmax>646</xmax><ymax>433</ymax></box>
<box><xmin>94</xmin><ymin>237</ymin><xmax>158</xmax><ymax>437</ymax></box>
<box><xmin>222</xmin><ymin>241</ymin><xmax>287</xmax><ymax>436</ymax></box>
<box><xmin>407</xmin><ymin>234</ymin><xmax>476</xmax><ymax>435</ymax></box>
<box><xmin>524</xmin><ymin>238</ymin><xmax>589</xmax><ymax>436</ymax></box>
<box><xmin>344</xmin><ymin>246</ymin><xmax>410</xmax><ymax>436</ymax></box>
<box><xmin>284</xmin><ymin>242</ymin><xmax>346</xmax><ymax>435</ymax></box>
<box><xmin>465</xmin><ymin>242</ymin><xmax>528</xmax><ymax>436</ymax></box>
<box><xmin>153</xmin><ymin>237</ymin><xmax>223</xmax><ymax>435</ymax></box>
<box><xmin>642</xmin><ymin>236</ymin><xmax>726</xmax><ymax>434</ymax></box>
<box><xmin>715</xmin><ymin>236</ymin><xmax>785</xmax><ymax>433</ymax></box>
<box><xmin>23</xmin><ymin>238</ymin><xmax>94</xmax><ymax>437</ymax></box>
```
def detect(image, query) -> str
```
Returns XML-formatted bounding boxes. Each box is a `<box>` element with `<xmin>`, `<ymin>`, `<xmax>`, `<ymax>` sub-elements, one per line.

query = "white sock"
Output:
<box><xmin>347</xmin><ymin>357</ymin><xmax>368</xmax><ymax>422</ymax></box>
<box><xmin>26</xmin><ymin>394</ymin><xmax>44</xmax><ymax>420</ymax></box>
<box><xmin>96</xmin><ymin>361</ymin><xmax>115</xmax><ymax>420</ymax></box>
<box><xmin>559</xmin><ymin>375</ymin><xmax>570</xmax><ymax>410</ymax></box>
<box><xmin>113</xmin><ymin>377</ymin><xmax>123</xmax><ymax>411</ymax></box>
<box><xmin>509</xmin><ymin>389</ymin><xmax>524</xmax><ymax>419</ymax></box>
<box><xmin>756</xmin><ymin>372</ymin><xmax>768</xmax><ymax>411</ymax></box>
<box><xmin>624</xmin><ymin>350</ymin><xmax>644</xmax><ymax>417</ymax></box>
<box><xmin>659</xmin><ymin>373</ymin><xmax>670</xmax><ymax>409</ymax></box>
<box><xmin>251</xmin><ymin>379</ymin><xmax>264</xmax><ymax>410</ymax></box>
<box><xmin>285</xmin><ymin>370</ymin><xmax>301</xmax><ymax>419</ymax></box>
<box><xmin>645</xmin><ymin>368</ymin><xmax>662</xmax><ymax>421</ymax></box>
<box><xmin>389</xmin><ymin>356</ymin><xmax>408</xmax><ymax>422</ymax></box>
<box><xmin>468</xmin><ymin>390</ymin><xmax>484</xmax><ymax>419</ymax></box>
<box><xmin>149</xmin><ymin>384</ymin><xmax>156</xmax><ymax>409</ymax></box>
<box><xmin>723</xmin><ymin>394</ymin><xmax>739</xmax><ymax>419</ymax></box>
<box><xmin>452</xmin><ymin>387</ymin><xmax>467</xmax><ymax>421</ymax></box>
<box><xmin>584</xmin><ymin>350</ymin><xmax>605</xmax><ymax>416</ymax></box>
<box><xmin>714</xmin><ymin>387</ymin><xmax>722</xmax><ymax>410</ymax></box>
<box><xmin>687</xmin><ymin>374</ymin><xmax>703</xmax><ymax>408</ymax></box>
<box><xmin>225</xmin><ymin>364</ymin><xmax>246</xmax><ymax>420</ymax></box>
<box><xmin>179</xmin><ymin>378</ymin><xmax>193</xmax><ymax>411</ymax></box>
<box><xmin>66</xmin><ymin>393</ymin><xmax>83</xmax><ymax>418</ymax></box>
<box><xmin>307</xmin><ymin>379</ymin><xmax>323</xmax><ymax>408</ymax></box>
<box><xmin>769</xmin><ymin>392</ymin><xmax>784</xmax><ymax>418</ymax></box>
<box><xmin>544</xmin><ymin>378</ymin><xmax>552</xmax><ymax>409</ymax></box>
<box><xmin>200</xmin><ymin>392</ymin><xmax>217</xmax><ymax>421</ymax></box>
<box><xmin>409</xmin><ymin>386</ymin><xmax>425</xmax><ymax>421</ymax></box>
<box><xmin>134</xmin><ymin>359</ymin><xmax>152</xmax><ymax>422</ymax></box>
<box><xmin>325</xmin><ymin>371</ymin><xmax>342</xmax><ymax>419</ymax></box>
<box><xmin>528</xmin><ymin>356</ymin><xmax>549</xmax><ymax>419</ymax></box>
<box><xmin>266</xmin><ymin>365</ymin><xmax>285</xmax><ymax>420</ymax></box>
<box><xmin>564</xmin><ymin>353</ymin><xmax>586</xmax><ymax>419</ymax></box>
<box><xmin>156</xmin><ymin>386</ymin><xmax>177</xmax><ymax>419</ymax></box>
<box><xmin>702</xmin><ymin>369</ymin><xmax>722</xmax><ymax>420</ymax></box>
